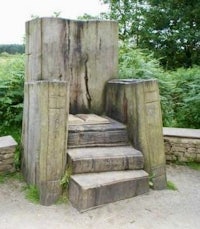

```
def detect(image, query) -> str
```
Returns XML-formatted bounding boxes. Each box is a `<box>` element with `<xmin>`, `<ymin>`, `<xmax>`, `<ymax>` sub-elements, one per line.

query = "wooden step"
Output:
<box><xmin>68</xmin><ymin>146</ymin><xmax>144</xmax><ymax>174</ymax></box>
<box><xmin>68</xmin><ymin>117</ymin><xmax>129</xmax><ymax>148</ymax></box>
<box><xmin>69</xmin><ymin>170</ymin><xmax>149</xmax><ymax>212</ymax></box>
<box><xmin>68</xmin><ymin>114</ymin><xmax>110</xmax><ymax>125</ymax></box>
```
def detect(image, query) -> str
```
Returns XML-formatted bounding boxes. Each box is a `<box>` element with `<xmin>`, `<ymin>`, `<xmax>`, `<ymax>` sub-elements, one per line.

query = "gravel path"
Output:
<box><xmin>0</xmin><ymin>164</ymin><xmax>200</xmax><ymax>229</ymax></box>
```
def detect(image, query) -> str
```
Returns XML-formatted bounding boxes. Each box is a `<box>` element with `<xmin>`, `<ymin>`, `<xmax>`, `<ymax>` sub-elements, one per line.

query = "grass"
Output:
<box><xmin>186</xmin><ymin>162</ymin><xmax>200</xmax><ymax>171</ymax></box>
<box><xmin>24</xmin><ymin>185</ymin><xmax>40</xmax><ymax>204</ymax></box>
<box><xmin>0</xmin><ymin>170</ymin><xmax>39</xmax><ymax>204</ymax></box>
<box><xmin>0</xmin><ymin>174</ymin><xmax>5</xmax><ymax>183</ymax></box>
<box><xmin>0</xmin><ymin>53</ymin><xmax>23</xmax><ymax>80</ymax></box>
<box><xmin>24</xmin><ymin>185</ymin><xmax>69</xmax><ymax>205</ymax></box>
<box><xmin>174</xmin><ymin>161</ymin><xmax>200</xmax><ymax>171</ymax></box>
<box><xmin>56</xmin><ymin>191</ymin><xmax>69</xmax><ymax>205</ymax></box>
<box><xmin>0</xmin><ymin>53</ymin><xmax>18</xmax><ymax>65</ymax></box>
<box><xmin>19</xmin><ymin>165</ymin><xmax>71</xmax><ymax>205</ymax></box>
<box><xmin>60</xmin><ymin>166</ymin><xmax>72</xmax><ymax>189</ymax></box>
<box><xmin>0</xmin><ymin>171</ymin><xmax>23</xmax><ymax>184</ymax></box>
<box><xmin>167</xmin><ymin>180</ymin><xmax>178</xmax><ymax>191</ymax></box>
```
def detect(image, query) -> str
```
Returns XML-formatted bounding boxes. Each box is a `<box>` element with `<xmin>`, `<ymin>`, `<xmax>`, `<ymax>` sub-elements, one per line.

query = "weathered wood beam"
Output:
<box><xmin>25</xmin><ymin>18</ymin><xmax>118</xmax><ymax>114</ymax></box>
<box><xmin>106</xmin><ymin>79</ymin><xmax>167</xmax><ymax>189</ymax></box>
<box><xmin>22</xmin><ymin>81</ymin><xmax>69</xmax><ymax>205</ymax></box>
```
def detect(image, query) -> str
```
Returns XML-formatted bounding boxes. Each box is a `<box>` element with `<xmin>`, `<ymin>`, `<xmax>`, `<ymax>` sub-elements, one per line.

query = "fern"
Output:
<box><xmin>0</xmin><ymin>54</ymin><xmax>24</xmax><ymax>128</ymax></box>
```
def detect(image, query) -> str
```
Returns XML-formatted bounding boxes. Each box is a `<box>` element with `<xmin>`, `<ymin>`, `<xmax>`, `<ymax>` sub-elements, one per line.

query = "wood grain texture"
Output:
<box><xmin>25</xmin><ymin>18</ymin><xmax>42</xmax><ymax>82</ymax></box>
<box><xmin>106</xmin><ymin>79</ymin><xmax>167</xmax><ymax>189</ymax></box>
<box><xmin>68</xmin><ymin>117</ymin><xmax>129</xmax><ymax>148</ymax></box>
<box><xmin>25</xmin><ymin>18</ymin><xmax>118</xmax><ymax>114</ymax></box>
<box><xmin>67</xmin><ymin>20</ymin><xmax>118</xmax><ymax>114</ymax></box>
<box><xmin>68</xmin><ymin>146</ymin><xmax>144</xmax><ymax>174</ymax></box>
<box><xmin>69</xmin><ymin>170</ymin><xmax>149</xmax><ymax>212</ymax></box>
<box><xmin>22</xmin><ymin>81</ymin><xmax>69</xmax><ymax>205</ymax></box>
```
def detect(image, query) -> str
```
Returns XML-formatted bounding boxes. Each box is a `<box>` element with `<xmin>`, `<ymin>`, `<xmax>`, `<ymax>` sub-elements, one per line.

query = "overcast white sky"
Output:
<box><xmin>0</xmin><ymin>0</ymin><xmax>108</xmax><ymax>44</ymax></box>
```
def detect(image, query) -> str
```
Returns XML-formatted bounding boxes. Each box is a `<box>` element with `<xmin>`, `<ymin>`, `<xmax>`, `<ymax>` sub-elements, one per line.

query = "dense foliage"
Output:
<box><xmin>142</xmin><ymin>0</ymin><xmax>200</xmax><ymax>69</ymax></box>
<box><xmin>0</xmin><ymin>54</ymin><xmax>24</xmax><ymax>168</ymax></box>
<box><xmin>169</xmin><ymin>67</ymin><xmax>200</xmax><ymax>128</ymax></box>
<box><xmin>101</xmin><ymin>0</ymin><xmax>200</xmax><ymax>69</ymax></box>
<box><xmin>119</xmin><ymin>43</ymin><xmax>162</xmax><ymax>79</ymax></box>
<box><xmin>0</xmin><ymin>44</ymin><xmax>25</xmax><ymax>54</ymax></box>
<box><xmin>118</xmin><ymin>44</ymin><xmax>200</xmax><ymax>128</ymax></box>
<box><xmin>101</xmin><ymin>0</ymin><xmax>146</xmax><ymax>43</ymax></box>
<box><xmin>0</xmin><ymin>54</ymin><xmax>24</xmax><ymax>129</ymax></box>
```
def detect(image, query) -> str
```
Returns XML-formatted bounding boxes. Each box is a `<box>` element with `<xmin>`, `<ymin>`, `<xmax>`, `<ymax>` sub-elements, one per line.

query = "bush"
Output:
<box><xmin>119</xmin><ymin>44</ymin><xmax>174</xmax><ymax>127</ymax></box>
<box><xmin>119</xmin><ymin>44</ymin><xmax>162</xmax><ymax>79</ymax></box>
<box><xmin>119</xmin><ymin>44</ymin><xmax>200</xmax><ymax>128</ymax></box>
<box><xmin>0</xmin><ymin>54</ymin><xmax>24</xmax><ymax>128</ymax></box>
<box><xmin>169</xmin><ymin>67</ymin><xmax>200</xmax><ymax>128</ymax></box>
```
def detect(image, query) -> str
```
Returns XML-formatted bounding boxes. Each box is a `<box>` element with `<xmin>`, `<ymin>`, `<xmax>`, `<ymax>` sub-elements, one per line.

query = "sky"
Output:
<box><xmin>0</xmin><ymin>0</ymin><xmax>108</xmax><ymax>44</ymax></box>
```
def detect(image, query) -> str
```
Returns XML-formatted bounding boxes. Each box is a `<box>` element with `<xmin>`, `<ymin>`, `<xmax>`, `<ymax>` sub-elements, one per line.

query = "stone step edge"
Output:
<box><xmin>69</xmin><ymin>170</ymin><xmax>149</xmax><ymax>212</ymax></box>
<box><xmin>70</xmin><ymin>170</ymin><xmax>149</xmax><ymax>189</ymax></box>
<box><xmin>68</xmin><ymin>116</ymin><xmax>127</xmax><ymax>132</ymax></box>
<box><xmin>69</xmin><ymin>154</ymin><xmax>141</xmax><ymax>161</ymax></box>
<box><xmin>68</xmin><ymin>142</ymin><xmax>129</xmax><ymax>149</ymax></box>
<box><xmin>68</xmin><ymin>146</ymin><xmax>143</xmax><ymax>161</ymax></box>
<box><xmin>67</xmin><ymin>146</ymin><xmax>144</xmax><ymax>174</ymax></box>
<box><xmin>68</xmin><ymin>145</ymin><xmax>143</xmax><ymax>157</ymax></box>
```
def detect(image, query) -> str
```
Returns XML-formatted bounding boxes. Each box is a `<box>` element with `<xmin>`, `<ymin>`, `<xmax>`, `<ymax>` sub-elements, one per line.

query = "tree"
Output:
<box><xmin>0</xmin><ymin>44</ymin><xmax>25</xmax><ymax>54</ymax></box>
<box><xmin>102</xmin><ymin>0</ymin><xmax>147</xmax><ymax>44</ymax></box>
<box><xmin>141</xmin><ymin>0</ymin><xmax>200</xmax><ymax>69</ymax></box>
<box><xmin>101</xmin><ymin>0</ymin><xmax>200</xmax><ymax>69</ymax></box>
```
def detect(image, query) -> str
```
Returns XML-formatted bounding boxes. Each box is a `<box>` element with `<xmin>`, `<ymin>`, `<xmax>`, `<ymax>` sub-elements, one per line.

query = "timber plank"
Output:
<box><xmin>69</xmin><ymin>170</ymin><xmax>149</xmax><ymax>212</ymax></box>
<box><xmin>68</xmin><ymin>146</ymin><xmax>144</xmax><ymax>174</ymax></box>
<box><xmin>68</xmin><ymin>117</ymin><xmax>129</xmax><ymax>148</ymax></box>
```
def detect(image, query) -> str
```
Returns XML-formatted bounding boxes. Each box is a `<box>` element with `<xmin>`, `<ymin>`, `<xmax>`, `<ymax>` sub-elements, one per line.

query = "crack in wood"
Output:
<box><xmin>84</xmin><ymin>54</ymin><xmax>92</xmax><ymax>109</ymax></box>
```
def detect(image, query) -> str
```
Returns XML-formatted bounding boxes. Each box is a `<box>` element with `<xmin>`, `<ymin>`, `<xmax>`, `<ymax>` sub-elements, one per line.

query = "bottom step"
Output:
<box><xmin>69</xmin><ymin>170</ymin><xmax>149</xmax><ymax>212</ymax></box>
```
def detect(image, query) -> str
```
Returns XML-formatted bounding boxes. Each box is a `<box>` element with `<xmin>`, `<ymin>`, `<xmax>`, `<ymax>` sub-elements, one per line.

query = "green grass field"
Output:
<box><xmin>0</xmin><ymin>53</ymin><xmax>24</xmax><ymax>80</ymax></box>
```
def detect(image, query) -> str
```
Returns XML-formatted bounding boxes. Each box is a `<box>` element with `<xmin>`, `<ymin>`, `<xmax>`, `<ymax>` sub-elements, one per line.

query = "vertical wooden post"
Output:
<box><xmin>22</xmin><ymin>18</ymin><xmax>70</xmax><ymax>205</ymax></box>
<box><xmin>22</xmin><ymin>81</ymin><xmax>69</xmax><ymax>205</ymax></box>
<box><xmin>25</xmin><ymin>18</ymin><xmax>69</xmax><ymax>82</ymax></box>
<box><xmin>106</xmin><ymin>79</ymin><xmax>167</xmax><ymax>189</ymax></box>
